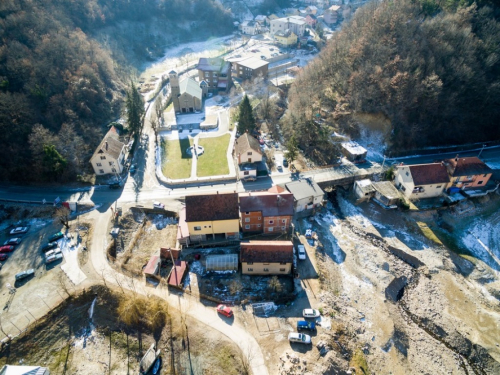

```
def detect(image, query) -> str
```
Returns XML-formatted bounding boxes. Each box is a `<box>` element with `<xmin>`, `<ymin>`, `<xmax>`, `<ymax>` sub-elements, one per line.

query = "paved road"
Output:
<box><xmin>89</xmin><ymin>209</ymin><xmax>268</xmax><ymax>375</ymax></box>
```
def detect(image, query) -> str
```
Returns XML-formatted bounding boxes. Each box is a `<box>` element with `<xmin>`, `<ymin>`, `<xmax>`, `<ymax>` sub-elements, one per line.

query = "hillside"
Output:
<box><xmin>0</xmin><ymin>0</ymin><xmax>232</xmax><ymax>183</ymax></box>
<box><xmin>283</xmin><ymin>0</ymin><xmax>500</xmax><ymax>162</ymax></box>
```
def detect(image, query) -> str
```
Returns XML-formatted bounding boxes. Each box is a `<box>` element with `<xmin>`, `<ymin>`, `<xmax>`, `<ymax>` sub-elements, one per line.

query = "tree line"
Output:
<box><xmin>282</xmin><ymin>0</ymin><xmax>500</xmax><ymax>162</ymax></box>
<box><xmin>0</xmin><ymin>0</ymin><xmax>233</xmax><ymax>182</ymax></box>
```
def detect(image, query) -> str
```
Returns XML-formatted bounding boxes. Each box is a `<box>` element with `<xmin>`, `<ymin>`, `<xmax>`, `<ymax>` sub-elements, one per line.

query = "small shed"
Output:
<box><xmin>341</xmin><ymin>142</ymin><xmax>367</xmax><ymax>163</ymax></box>
<box><xmin>168</xmin><ymin>260</ymin><xmax>188</xmax><ymax>287</ymax></box>
<box><xmin>354</xmin><ymin>179</ymin><xmax>376</xmax><ymax>200</ymax></box>
<box><xmin>206</xmin><ymin>254</ymin><xmax>238</xmax><ymax>272</ymax></box>
<box><xmin>372</xmin><ymin>181</ymin><xmax>400</xmax><ymax>209</ymax></box>
<box><xmin>143</xmin><ymin>256</ymin><xmax>160</xmax><ymax>278</ymax></box>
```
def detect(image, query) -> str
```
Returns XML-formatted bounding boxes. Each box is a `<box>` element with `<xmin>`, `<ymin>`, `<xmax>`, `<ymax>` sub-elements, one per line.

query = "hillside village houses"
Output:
<box><xmin>90</xmin><ymin>126</ymin><xmax>127</xmax><ymax>176</ymax></box>
<box><xmin>240</xmin><ymin>20</ymin><xmax>262</xmax><ymax>35</ymax></box>
<box><xmin>305</xmin><ymin>14</ymin><xmax>318</xmax><ymax>28</ymax></box>
<box><xmin>394</xmin><ymin>163</ymin><xmax>450</xmax><ymax>200</ymax></box>
<box><xmin>323</xmin><ymin>5</ymin><xmax>341</xmax><ymax>25</ymax></box>
<box><xmin>235</xmin><ymin>132</ymin><xmax>263</xmax><ymax>179</ymax></box>
<box><xmin>274</xmin><ymin>29</ymin><xmax>298</xmax><ymax>47</ymax></box>
<box><xmin>270</xmin><ymin>16</ymin><xmax>306</xmax><ymax>37</ymax></box>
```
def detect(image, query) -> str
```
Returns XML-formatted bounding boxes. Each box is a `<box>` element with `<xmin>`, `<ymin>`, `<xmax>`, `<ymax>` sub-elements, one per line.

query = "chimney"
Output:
<box><xmin>455</xmin><ymin>154</ymin><xmax>459</xmax><ymax>162</ymax></box>
<box><xmin>105</xmin><ymin>141</ymin><xmax>108</xmax><ymax>150</ymax></box>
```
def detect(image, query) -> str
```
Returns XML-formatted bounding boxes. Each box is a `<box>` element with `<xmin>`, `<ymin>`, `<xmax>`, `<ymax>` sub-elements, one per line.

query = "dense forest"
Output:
<box><xmin>0</xmin><ymin>0</ymin><xmax>233</xmax><ymax>182</ymax></box>
<box><xmin>283</xmin><ymin>0</ymin><xmax>500</xmax><ymax>163</ymax></box>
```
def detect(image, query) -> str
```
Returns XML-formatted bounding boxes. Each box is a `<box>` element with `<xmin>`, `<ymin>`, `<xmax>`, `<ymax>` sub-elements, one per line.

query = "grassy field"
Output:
<box><xmin>161</xmin><ymin>138</ymin><xmax>193</xmax><ymax>180</ymax></box>
<box><xmin>197</xmin><ymin>134</ymin><xmax>231</xmax><ymax>177</ymax></box>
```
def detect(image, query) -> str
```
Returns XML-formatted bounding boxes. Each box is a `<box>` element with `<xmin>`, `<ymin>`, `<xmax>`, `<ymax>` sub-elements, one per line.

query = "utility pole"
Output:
<box><xmin>478</xmin><ymin>144</ymin><xmax>486</xmax><ymax>158</ymax></box>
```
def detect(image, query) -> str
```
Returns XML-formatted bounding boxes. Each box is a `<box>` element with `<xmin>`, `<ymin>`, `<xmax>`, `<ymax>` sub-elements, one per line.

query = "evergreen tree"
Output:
<box><xmin>126</xmin><ymin>81</ymin><xmax>145</xmax><ymax>137</ymax></box>
<box><xmin>237</xmin><ymin>95</ymin><xmax>256</xmax><ymax>134</ymax></box>
<box><xmin>285</xmin><ymin>135</ymin><xmax>299</xmax><ymax>164</ymax></box>
<box><xmin>43</xmin><ymin>144</ymin><xmax>67</xmax><ymax>180</ymax></box>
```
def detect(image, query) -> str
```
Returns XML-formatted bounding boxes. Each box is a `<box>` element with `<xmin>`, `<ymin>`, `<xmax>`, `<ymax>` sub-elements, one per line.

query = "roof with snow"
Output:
<box><xmin>197</xmin><ymin>57</ymin><xmax>231</xmax><ymax>75</ymax></box>
<box><xmin>236</xmin><ymin>57</ymin><xmax>269</xmax><ymax>70</ymax></box>
<box><xmin>0</xmin><ymin>366</ymin><xmax>49</xmax><ymax>375</ymax></box>
<box><xmin>341</xmin><ymin>142</ymin><xmax>367</xmax><ymax>156</ymax></box>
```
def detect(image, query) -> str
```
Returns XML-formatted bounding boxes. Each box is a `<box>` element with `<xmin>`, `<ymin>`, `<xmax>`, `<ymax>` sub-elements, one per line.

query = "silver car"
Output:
<box><xmin>288</xmin><ymin>332</ymin><xmax>311</xmax><ymax>344</ymax></box>
<box><xmin>15</xmin><ymin>269</ymin><xmax>35</xmax><ymax>281</ymax></box>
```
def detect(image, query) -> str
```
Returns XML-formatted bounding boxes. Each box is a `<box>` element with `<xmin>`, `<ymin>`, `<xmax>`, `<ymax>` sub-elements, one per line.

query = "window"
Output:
<box><xmin>258</xmin><ymin>217</ymin><xmax>261</xmax><ymax>220</ymax></box>
<box><xmin>280</xmin><ymin>268</ymin><xmax>286</xmax><ymax>272</ymax></box>
<box><xmin>244</xmin><ymin>171</ymin><xmax>249</xmax><ymax>175</ymax></box>
<box><xmin>436</xmin><ymin>185</ymin><xmax>442</xmax><ymax>188</ymax></box>
<box><xmin>245</xmin><ymin>212</ymin><xmax>250</xmax><ymax>215</ymax></box>
<box><xmin>478</xmin><ymin>180</ymin><xmax>483</xmax><ymax>185</ymax></box>
<box><xmin>406</xmin><ymin>171</ymin><xmax>409</xmax><ymax>176</ymax></box>
<box><xmin>96</xmin><ymin>163</ymin><xmax>102</xmax><ymax>167</ymax></box>
<box><xmin>282</xmin><ymin>219</ymin><xmax>286</xmax><ymax>223</ymax></box>
<box><xmin>401</xmin><ymin>185</ymin><xmax>406</xmax><ymax>192</ymax></box>
<box><xmin>263</xmin><ymin>268</ymin><xmax>269</xmax><ymax>272</ymax></box>
<box><xmin>248</xmin><ymin>152</ymin><xmax>252</xmax><ymax>155</ymax></box>
<box><xmin>245</xmin><ymin>225</ymin><xmax>250</xmax><ymax>229</ymax></box>
<box><xmin>248</xmin><ymin>268</ymin><xmax>253</xmax><ymax>271</ymax></box>
<box><xmin>245</xmin><ymin>218</ymin><xmax>250</xmax><ymax>223</ymax></box>
<box><xmin>99</xmin><ymin>169</ymin><xmax>104</xmax><ymax>174</ymax></box>
<box><xmin>269</xmin><ymin>220</ymin><xmax>274</xmax><ymax>224</ymax></box>
<box><xmin>281</xmin><ymin>226</ymin><xmax>286</xmax><ymax>230</ymax></box>
<box><xmin>111</xmin><ymin>168</ymin><xmax>116</xmax><ymax>173</ymax></box>
<box><xmin>247</xmin><ymin>262</ymin><xmax>253</xmax><ymax>265</ymax></box>
<box><xmin>268</xmin><ymin>227</ymin><xmax>273</xmax><ymax>232</ymax></box>
<box><xmin>257</xmin><ymin>224</ymin><xmax>261</xmax><ymax>228</ymax></box>
<box><xmin>194</xmin><ymin>226</ymin><xmax>201</xmax><ymax>231</ymax></box>
<box><xmin>280</xmin><ymin>262</ymin><xmax>286</xmax><ymax>265</ymax></box>
<box><xmin>109</xmin><ymin>162</ymin><xmax>114</xmax><ymax>166</ymax></box>
<box><xmin>100</xmin><ymin>156</ymin><xmax>106</xmax><ymax>160</ymax></box>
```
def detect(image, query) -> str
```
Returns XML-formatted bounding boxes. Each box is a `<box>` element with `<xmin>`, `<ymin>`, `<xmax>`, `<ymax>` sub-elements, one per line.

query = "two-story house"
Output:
<box><xmin>305</xmin><ymin>14</ymin><xmax>317</xmax><ymax>28</ymax></box>
<box><xmin>394</xmin><ymin>163</ymin><xmax>450</xmax><ymax>200</ymax></box>
<box><xmin>274</xmin><ymin>29</ymin><xmax>298</xmax><ymax>47</ymax></box>
<box><xmin>443</xmin><ymin>156</ymin><xmax>493</xmax><ymax>190</ymax></box>
<box><xmin>270</xmin><ymin>16</ymin><xmax>306</xmax><ymax>37</ymax></box>
<box><xmin>239</xmin><ymin>189</ymin><xmax>294</xmax><ymax>234</ymax></box>
<box><xmin>90</xmin><ymin>126</ymin><xmax>127</xmax><ymax>176</ymax></box>
<box><xmin>196</xmin><ymin>58</ymin><xmax>232</xmax><ymax>94</ymax></box>
<box><xmin>240</xmin><ymin>240</ymin><xmax>294</xmax><ymax>275</ymax></box>
<box><xmin>285</xmin><ymin>179</ymin><xmax>325</xmax><ymax>217</ymax></box>
<box><xmin>184</xmin><ymin>193</ymin><xmax>240</xmax><ymax>242</ymax></box>
<box><xmin>232</xmin><ymin>57</ymin><xmax>269</xmax><ymax>81</ymax></box>
<box><xmin>235</xmin><ymin>133</ymin><xmax>263</xmax><ymax>180</ymax></box>
<box><xmin>240</xmin><ymin>20</ymin><xmax>262</xmax><ymax>35</ymax></box>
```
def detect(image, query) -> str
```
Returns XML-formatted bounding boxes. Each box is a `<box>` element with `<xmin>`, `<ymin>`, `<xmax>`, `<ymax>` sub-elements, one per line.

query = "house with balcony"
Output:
<box><xmin>184</xmin><ymin>193</ymin><xmax>240</xmax><ymax>243</ymax></box>
<box><xmin>394</xmin><ymin>163</ymin><xmax>450</xmax><ymax>200</ymax></box>
<box><xmin>443</xmin><ymin>156</ymin><xmax>493</xmax><ymax>191</ymax></box>
<box><xmin>196</xmin><ymin>58</ymin><xmax>232</xmax><ymax>94</ymax></box>
<box><xmin>240</xmin><ymin>241</ymin><xmax>294</xmax><ymax>275</ymax></box>
<box><xmin>239</xmin><ymin>188</ymin><xmax>294</xmax><ymax>234</ymax></box>
<box><xmin>90</xmin><ymin>126</ymin><xmax>126</xmax><ymax>176</ymax></box>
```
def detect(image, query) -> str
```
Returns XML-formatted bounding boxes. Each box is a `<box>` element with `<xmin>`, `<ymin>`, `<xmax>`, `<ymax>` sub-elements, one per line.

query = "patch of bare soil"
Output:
<box><xmin>0</xmin><ymin>286</ymin><xmax>246</xmax><ymax>375</ymax></box>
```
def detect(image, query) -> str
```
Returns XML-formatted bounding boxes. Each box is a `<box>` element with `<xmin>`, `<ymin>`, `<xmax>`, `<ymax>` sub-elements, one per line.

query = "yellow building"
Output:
<box><xmin>274</xmin><ymin>29</ymin><xmax>298</xmax><ymax>47</ymax></box>
<box><xmin>184</xmin><ymin>193</ymin><xmax>240</xmax><ymax>242</ymax></box>
<box><xmin>240</xmin><ymin>241</ymin><xmax>294</xmax><ymax>275</ymax></box>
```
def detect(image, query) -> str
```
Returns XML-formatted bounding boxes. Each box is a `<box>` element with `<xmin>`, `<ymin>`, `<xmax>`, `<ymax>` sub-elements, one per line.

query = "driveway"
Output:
<box><xmin>89</xmin><ymin>209</ymin><xmax>268</xmax><ymax>375</ymax></box>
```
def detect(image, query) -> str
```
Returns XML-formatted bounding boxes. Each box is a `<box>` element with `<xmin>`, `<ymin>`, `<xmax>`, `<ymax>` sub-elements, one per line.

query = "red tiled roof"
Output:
<box><xmin>168</xmin><ymin>261</ymin><xmax>187</xmax><ymax>287</ymax></box>
<box><xmin>239</xmin><ymin>192</ymin><xmax>294</xmax><ymax>216</ymax></box>
<box><xmin>444</xmin><ymin>157</ymin><xmax>492</xmax><ymax>177</ymax></box>
<box><xmin>240</xmin><ymin>241</ymin><xmax>293</xmax><ymax>263</ymax></box>
<box><xmin>408</xmin><ymin>164</ymin><xmax>450</xmax><ymax>186</ymax></box>
<box><xmin>185</xmin><ymin>193</ymin><xmax>239</xmax><ymax>222</ymax></box>
<box><xmin>160</xmin><ymin>248</ymin><xmax>181</xmax><ymax>261</ymax></box>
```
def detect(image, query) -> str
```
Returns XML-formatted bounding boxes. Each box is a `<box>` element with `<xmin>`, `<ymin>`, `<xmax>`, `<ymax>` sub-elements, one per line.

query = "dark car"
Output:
<box><xmin>0</xmin><ymin>254</ymin><xmax>8</xmax><ymax>261</ymax></box>
<box><xmin>41</xmin><ymin>242</ymin><xmax>58</xmax><ymax>252</ymax></box>
<box><xmin>129</xmin><ymin>164</ymin><xmax>137</xmax><ymax>174</ymax></box>
<box><xmin>297</xmin><ymin>320</ymin><xmax>316</xmax><ymax>332</ymax></box>
<box><xmin>0</xmin><ymin>245</ymin><xmax>14</xmax><ymax>253</ymax></box>
<box><xmin>48</xmin><ymin>231</ymin><xmax>64</xmax><ymax>242</ymax></box>
<box><xmin>283</xmin><ymin>158</ymin><xmax>289</xmax><ymax>167</ymax></box>
<box><xmin>4</xmin><ymin>238</ymin><xmax>21</xmax><ymax>246</ymax></box>
<box><xmin>109</xmin><ymin>182</ymin><xmax>122</xmax><ymax>189</ymax></box>
<box><xmin>15</xmin><ymin>269</ymin><xmax>35</xmax><ymax>281</ymax></box>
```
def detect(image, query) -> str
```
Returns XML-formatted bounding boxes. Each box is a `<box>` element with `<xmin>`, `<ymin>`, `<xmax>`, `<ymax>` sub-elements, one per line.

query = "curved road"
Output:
<box><xmin>88</xmin><ymin>209</ymin><xmax>268</xmax><ymax>375</ymax></box>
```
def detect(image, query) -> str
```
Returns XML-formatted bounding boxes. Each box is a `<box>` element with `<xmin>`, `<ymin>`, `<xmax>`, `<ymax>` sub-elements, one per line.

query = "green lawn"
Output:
<box><xmin>161</xmin><ymin>138</ymin><xmax>193</xmax><ymax>180</ymax></box>
<box><xmin>197</xmin><ymin>134</ymin><xmax>231</xmax><ymax>177</ymax></box>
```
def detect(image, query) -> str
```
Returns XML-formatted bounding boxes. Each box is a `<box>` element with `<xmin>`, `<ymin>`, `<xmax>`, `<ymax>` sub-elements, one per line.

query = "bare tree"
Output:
<box><xmin>267</xmin><ymin>276</ymin><xmax>283</xmax><ymax>293</ymax></box>
<box><xmin>55</xmin><ymin>206</ymin><xmax>71</xmax><ymax>229</ymax></box>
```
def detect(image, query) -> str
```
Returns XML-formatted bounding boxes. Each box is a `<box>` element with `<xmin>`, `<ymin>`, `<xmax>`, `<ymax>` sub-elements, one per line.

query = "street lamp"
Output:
<box><xmin>478</xmin><ymin>144</ymin><xmax>487</xmax><ymax>158</ymax></box>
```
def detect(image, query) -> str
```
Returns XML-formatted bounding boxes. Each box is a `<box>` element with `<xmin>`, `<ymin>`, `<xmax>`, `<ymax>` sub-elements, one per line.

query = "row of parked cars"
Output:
<box><xmin>288</xmin><ymin>309</ymin><xmax>321</xmax><ymax>345</ymax></box>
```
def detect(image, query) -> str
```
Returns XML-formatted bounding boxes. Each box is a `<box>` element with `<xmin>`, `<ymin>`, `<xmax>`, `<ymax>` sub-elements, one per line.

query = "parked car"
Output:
<box><xmin>0</xmin><ymin>245</ymin><xmax>14</xmax><ymax>253</ymax></box>
<box><xmin>153</xmin><ymin>202</ymin><xmax>165</xmax><ymax>210</ymax></box>
<box><xmin>242</xmin><ymin>176</ymin><xmax>257</xmax><ymax>182</ymax></box>
<box><xmin>48</xmin><ymin>231</ymin><xmax>64</xmax><ymax>242</ymax></box>
<box><xmin>305</xmin><ymin>229</ymin><xmax>312</xmax><ymax>239</ymax></box>
<box><xmin>297</xmin><ymin>245</ymin><xmax>306</xmax><ymax>260</ymax></box>
<box><xmin>303</xmin><ymin>309</ymin><xmax>320</xmax><ymax>319</ymax></box>
<box><xmin>41</xmin><ymin>242</ymin><xmax>58</xmax><ymax>252</ymax></box>
<box><xmin>15</xmin><ymin>269</ymin><xmax>35</xmax><ymax>281</ymax></box>
<box><xmin>277</xmin><ymin>165</ymin><xmax>283</xmax><ymax>172</ymax></box>
<box><xmin>109</xmin><ymin>182</ymin><xmax>122</xmax><ymax>189</ymax></box>
<box><xmin>9</xmin><ymin>226</ymin><xmax>29</xmax><ymax>235</ymax></box>
<box><xmin>0</xmin><ymin>254</ymin><xmax>8</xmax><ymax>261</ymax></box>
<box><xmin>297</xmin><ymin>320</ymin><xmax>316</xmax><ymax>332</ymax></box>
<box><xmin>288</xmin><ymin>332</ymin><xmax>311</xmax><ymax>344</ymax></box>
<box><xmin>4</xmin><ymin>238</ymin><xmax>21</xmax><ymax>246</ymax></box>
<box><xmin>130</xmin><ymin>164</ymin><xmax>137</xmax><ymax>174</ymax></box>
<box><xmin>216</xmin><ymin>304</ymin><xmax>233</xmax><ymax>318</ymax></box>
<box><xmin>259</xmin><ymin>139</ymin><xmax>265</xmax><ymax>145</ymax></box>
<box><xmin>283</xmin><ymin>158</ymin><xmax>289</xmax><ymax>167</ymax></box>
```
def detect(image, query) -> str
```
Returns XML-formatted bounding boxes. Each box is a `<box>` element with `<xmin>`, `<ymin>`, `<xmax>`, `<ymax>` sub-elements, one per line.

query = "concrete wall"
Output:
<box><xmin>242</xmin><ymin>262</ymin><xmax>291</xmax><ymax>275</ymax></box>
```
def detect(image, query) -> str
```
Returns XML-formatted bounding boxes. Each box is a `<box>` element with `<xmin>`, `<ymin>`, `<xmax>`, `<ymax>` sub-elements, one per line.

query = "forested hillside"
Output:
<box><xmin>0</xmin><ymin>0</ymin><xmax>232</xmax><ymax>182</ymax></box>
<box><xmin>283</xmin><ymin>0</ymin><xmax>500</xmax><ymax>162</ymax></box>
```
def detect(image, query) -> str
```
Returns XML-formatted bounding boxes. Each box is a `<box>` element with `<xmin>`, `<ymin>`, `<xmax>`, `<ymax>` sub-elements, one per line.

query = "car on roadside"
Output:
<box><xmin>305</xmin><ymin>229</ymin><xmax>312</xmax><ymax>239</ymax></box>
<box><xmin>297</xmin><ymin>320</ymin><xmax>316</xmax><ymax>332</ymax></box>
<box><xmin>15</xmin><ymin>269</ymin><xmax>35</xmax><ymax>281</ymax></box>
<box><xmin>303</xmin><ymin>309</ymin><xmax>321</xmax><ymax>319</ymax></box>
<box><xmin>46</xmin><ymin>253</ymin><xmax>63</xmax><ymax>264</ymax></box>
<box><xmin>283</xmin><ymin>158</ymin><xmax>289</xmax><ymax>167</ymax></box>
<box><xmin>216</xmin><ymin>304</ymin><xmax>233</xmax><ymax>318</ymax></box>
<box><xmin>288</xmin><ymin>332</ymin><xmax>311</xmax><ymax>345</ymax></box>
<box><xmin>242</xmin><ymin>176</ymin><xmax>257</xmax><ymax>182</ymax></box>
<box><xmin>109</xmin><ymin>182</ymin><xmax>122</xmax><ymax>189</ymax></box>
<box><xmin>297</xmin><ymin>245</ymin><xmax>306</xmax><ymax>260</ymax></box>
<box><xmin>277</xmin><ymin>165</ymin><xmax>283</xmax><ymax>172</ymax></box>
<box><xmin>0</xmin><ymin>245</ymin><xmax>14</xmax><ymax>253</ymax></box>
<box><xmin>48</xmin><ymin>231</ymin><xmax>64</xmax><ymax>242</ymax></box>
<box><xmin>130</xmin><ymin>164</ymin><xmax>137</xmax><ymax>174</ymax></box>
<box><xmin>41</xmin><ymin>242</ymin><xmax>58</xmax><ymax>252</ymax></box>
<box><xmin>4</xmin><ymin>238</ymin><xmax>21</xmax><ymax>246</ymax></box>
<box><xmin>0</xmin><ymin>254</ymin><xmax>8</xmax><ymax>261</ymax></box>
<box><xmin>9</xmin><ymin>226</ymin><xmax>29</xmax><ymax>235</ymax></box>
<box><xmin>153</xmin><ymin>202</ymin><xmax>165</xmax><ymax>210</ymax></box>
